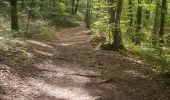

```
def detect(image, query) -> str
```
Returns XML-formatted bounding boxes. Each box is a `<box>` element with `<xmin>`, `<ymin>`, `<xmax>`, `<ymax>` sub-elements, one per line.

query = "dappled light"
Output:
<box><xmin>125</xmin><ymin>56</ymin><xmax>144</xmax><ymax>64</ymax></box>
<box><xmin>124</xmin><ymin>70</ymin><xmax>147</xmax><ymax>78</ymax></box>
<box><xmin>34</xmin><ymin>50</ymin><xmax>54</xmax><ymax>57</ymax></box>
<box><xmin>0</xmin><ymin>36</ymin><xmax>5</xmax><ymax>40</ymax></box>
<box><xmin>1</xmin><ymin>0</ymin><xmax>170</xmax><ymax>99</ymax></box>
<box><xmin>1</xmin><ymin>24</ymin><xmax>170</xmax><ymax>99</ymax></box>
<box><xmin>59</xmin><ymin>41</ymin><xmax>90</xmax><ymax>46</ymax></box>
<box><xmin>28</xmin><ymin>78</ymin><xmax>96</xmax><ymax>100</ymax></box>
<box><xmin>27</xmin><ymin>40</ymin><xmax>53</xmax><ymax>48</ymax></box>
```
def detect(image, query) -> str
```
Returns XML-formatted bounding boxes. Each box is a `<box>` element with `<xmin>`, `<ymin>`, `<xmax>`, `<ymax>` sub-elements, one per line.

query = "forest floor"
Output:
<box><xmin>0</xmin><ymin>23</ymin><xmax>170</xmax><ymax>100</ymax></box>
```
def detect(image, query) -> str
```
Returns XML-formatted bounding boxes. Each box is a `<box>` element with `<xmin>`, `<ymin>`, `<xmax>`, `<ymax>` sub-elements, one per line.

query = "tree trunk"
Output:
<box><xmin>112</xmin><ymin>0</ymin><xmax>124</xmax><ymax>50</ymax></box>
<box><xmin>152</xmin><ymin>0</ymin><xmax>161</xmax><ymax>46</ymax></box>
<box><xmin>134</xmin><ymin>0</ymin><xmax>143</xmax><ymax>45</ymax></box>
<box><xmin>107</xmin><ymin>0</ymin><xmax>125</xmax><ymax>50</ymax></box>
<box><xmin>74</xmin><ymin>0</ymin><xmax>80</xmax><ymax>15</ymax></box>
<box><xmin>128</xmin><ymin>0</ymin><xmax>133</xmax><ymax>28</ymax></box>
<box><xmin>107</xmin><ymin>0</ymin><xmax>116</xmax><ymax>43</ymax></box>
<box><xmin>107</xmin><ymin>0</ymin><xmax>116</xmax><ymax>24</ymax></box>
<box><xmin>71</xmin><ymin>0</ymin><xmax>76</xmax><ymax>15</ymax></box>
<box><xmin>85</xmin><ymin>0</ymin><xmax>91</xmax><ymax>29</ymax></box>
<box><xmin>26</xmin><ymin>0</ymin><xmax>34</xmax><ymax>32</ymax></box>
<box><xmin>10</xmin><ymin>0</ymin><xmax>19</xmax><ymax>31</ymax></box>
<box><xmin>127</xmin><ymin>0</ymin><xmax>134</xmax><ymax>40</ymax></box>
<box><xmin>159</xmin><ymin>0</ymin><xmax>167</xmax><ymax>46</ymax></box>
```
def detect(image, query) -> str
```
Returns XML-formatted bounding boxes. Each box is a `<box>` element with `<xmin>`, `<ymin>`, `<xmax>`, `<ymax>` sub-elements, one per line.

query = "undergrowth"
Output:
<box><xmin>126</xmin><ymin>42</ymin><xmax>170</xmax><ymax>73</ymax></box>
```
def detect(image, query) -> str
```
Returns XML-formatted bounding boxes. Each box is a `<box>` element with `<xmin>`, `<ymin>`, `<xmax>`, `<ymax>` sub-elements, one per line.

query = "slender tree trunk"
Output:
<box><xmin>128</xmin><ymin>0</ymin><xmax>133</xmax><ymax>28</ymax></box>
<box><xmin>71</xmin><ymin>0</ymin><xmax>76</xmax><ymax>15</ymax></box>
<box><xmin>26</xmin><ymin>0</ymin><xmax>34</xmax><ymax>32</ymax></box>
<box><xmin>10</xmin><ymin>0</ymin><xmax>19</xmax><ymax>31</ymax></box>
<box><xmin>75</xmin><ymin>0</ymin><xmax>80</xmax><ymax>15</ymax></box>
<box><xmin>152</xmin><ymin>0</ymin><xmax>161</xmax><ymax>46</ymax></box>
<box><xmin>127</xmin><ymin>0</ymin><xmax>134</xmax><ymax>40</ymax></box>
<box><xmin>159</xmin><ymin>0</ymin><xmax>167</xmax><ymax>46</ymax></box>
<box><xmin>134</xmin><ymin>0</ymin><xmax>143</xmax><ymax>45</ymax></box>
<box><xmin>85</xmin><ymin>0</ymin><xmax>91</xmax><ymax>29</ymax></box>
<box><xmin>136</xmin><ymin>0</ymin><xmax>142</xmax><ymax>34</ymax></box>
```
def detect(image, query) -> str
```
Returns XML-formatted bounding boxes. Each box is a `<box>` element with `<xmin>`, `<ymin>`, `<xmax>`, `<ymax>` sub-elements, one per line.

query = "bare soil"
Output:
<box><xmin>0</xmin><ymin>24</ymin><xmax>170</xmax><ymax>100</ymax></box>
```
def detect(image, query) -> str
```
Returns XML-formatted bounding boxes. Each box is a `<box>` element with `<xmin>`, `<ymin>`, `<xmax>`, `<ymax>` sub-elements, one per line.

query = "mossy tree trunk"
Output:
<box><xmin>107</xmin><ymin>0</ymin><xmax>125</xmax><ymax>50</ymax></box>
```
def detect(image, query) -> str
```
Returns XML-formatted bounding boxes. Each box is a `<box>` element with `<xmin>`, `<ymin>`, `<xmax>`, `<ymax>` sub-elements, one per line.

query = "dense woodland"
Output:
<box><xmin>0</xmin><ymin>0</ymin><xmax>170</xmax><ymax>99</ymax></box>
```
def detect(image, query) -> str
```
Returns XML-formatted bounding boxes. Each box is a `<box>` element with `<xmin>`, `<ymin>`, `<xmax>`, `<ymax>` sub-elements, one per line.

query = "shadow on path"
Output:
<box><xmin>0</xmin><ymin>24</ymin><xmax>170</xmax><ymax>100</ymax></box>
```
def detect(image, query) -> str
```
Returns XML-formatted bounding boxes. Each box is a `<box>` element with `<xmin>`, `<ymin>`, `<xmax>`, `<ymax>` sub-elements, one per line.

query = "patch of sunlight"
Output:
<box><xmin>69</xmin><ymin>75</ymin><xmax>91</xmax><ymax>84</ymax></box>
<box><xmin>35</xmin><ymin>50</ymin><xmax>53</xmax><ymax>56</ymax></box>
<box><xmin>0</xmin><ymin>67</ymin><xmax>39</xmax><ymax>100</ymax></box>
<box><xmin>10</xmin><ymin>39</ymin><xmax>25</xmax><ymax>44</ymax></box>
<box><xmin>0</xmin><ymin>43</ymin><xmax>9</xmax><ymax>50</ymax></box>
<box><xmin>0</xmin><ymin>36</ymin><xmax>4</xmax><ymax>40</ymax></box>
<box><xmin>0</xmin><ymin>64</ymin><xmax>10</xmax><ymax>80</ymax></box>
<box><xmin>60</xmin><ymin>43</ymin><xmax>74</xmax><ymax>46</ymax></box>
<box><xmin>34</xmin><ymin>60</ymin><xmax>75</xmax><ymax>74</ymax></box>
<box><xmin>59</xmin><ymin>41</ymin><xmax>89</xmax><ymax>46</ymax></box>
<box><xmin>70</xmin><ymin>27</ymin><xmax>81</xmax><ymax>29</ymax></box>
<box><xmin>27</xmin><ymin>40</ymin><xmax>53</xmax><ymax>48</ymax></box>
<box><xmin>35</xmin><ymin>60</ymin><xmax>96</xmax><ymax>84</ymax></box>
<box><xmin>0</xmin><ymin>36</ymin><xmax>10</xmax><ymax>42</ymax></box>
<box><xmin>28</xmin><ymin>78</ymin><xmax>97</xmax><ymax>100</ymax></box>
<box><xmin>124</xmin><ymin>70</ymin><xmax>147</xmax><ymax>78</ymax></box>
<box><xmin>62</xmin><ymin>35</ymin><xmax>89</xmax><ymax>41</ymax></box>
<box><xmin>125</xmin><ymin>56</ymin><xmax>143</xmax><ymax>64</ymax></box>
<box><xmin>35</xmin><ymin>60</ymin><xmax>98</xmax><ymax>75</ymax></box>
<box><xmin>25</xmin><ymin>52</ymin><xmax>34</xmax><ymax>58</ymax></box>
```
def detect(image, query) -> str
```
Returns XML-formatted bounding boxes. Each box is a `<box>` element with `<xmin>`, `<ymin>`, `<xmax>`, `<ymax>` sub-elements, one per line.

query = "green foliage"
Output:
<box><xmin>0</xmin><ymin>0</ymin><xmax>170</xmax><ymax>73</ymax></box>
<box><xmin>126</xmin><ymin>43</ymin><xmax>170</xmax><ymax>72</ymax></box>
<box><xmin>0</xmin><ymin>17</ymin><xmax>11</xmax><ymax>36</ymax></box>
<box><xmin>19</xmin><ymin>19</ymin><xmax>57</xmax><ymax>40</ymax></box>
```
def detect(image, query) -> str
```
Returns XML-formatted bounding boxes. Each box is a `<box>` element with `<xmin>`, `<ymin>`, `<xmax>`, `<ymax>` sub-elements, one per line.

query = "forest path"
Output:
<box><xmin>1</xmin><ymin>24</ymin><xmax>170</xmax><ymax>100</ymax></box>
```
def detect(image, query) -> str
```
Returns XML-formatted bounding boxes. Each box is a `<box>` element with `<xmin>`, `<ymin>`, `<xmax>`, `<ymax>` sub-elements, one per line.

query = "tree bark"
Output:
<box><xmin>159</xmin><ymin>0</ymin><xmax>167</xmax><ymax>46</ymax></box>
<box><xmin>74</xmin><ymin>0</ymin><xmax>80</xmax><ymax>15</ymax></box>
<box><xmin>85</xmin><ymin>0</ymin><xmax>91</xmax><ymax>29</ymax></box>
<box><xmin>127</xmin><ymin>0</ymin><xmax>134</xmax><ymax>40</ymax></box>
<box><xmin>134</xmin><ymin>0</ymin><xmax>143</xmax><ymax>45</ymax></box>
<box><xmin>107</xmin><ymin>0</ymin><xmax>125</xmax><ymax>50</ymax></box>
<box><xmin>152</xmin><ymin>0</ymin><xmax>161</xmax><ymax>46</ymax></box>
<box><xmin>10</xmin><ymin>0</ymin><xmax>19</xmax><ymax>31</ymax></box>
<box><xmin>71</xmin><ymin>0</ymin><xmax>76</xmax><ymax>15</ymax></box>
<box><xmin>112</xmin><ymin>0</ymin><xmax>124</xmax><ymax>50</ymax></box>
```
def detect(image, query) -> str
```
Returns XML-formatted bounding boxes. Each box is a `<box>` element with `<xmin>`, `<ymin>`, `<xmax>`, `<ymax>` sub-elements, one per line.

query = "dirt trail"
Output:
<box><xmin>0</xmin><ymin>24</ymin><xmax>170</xmax><ymax>100</ymax></box>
